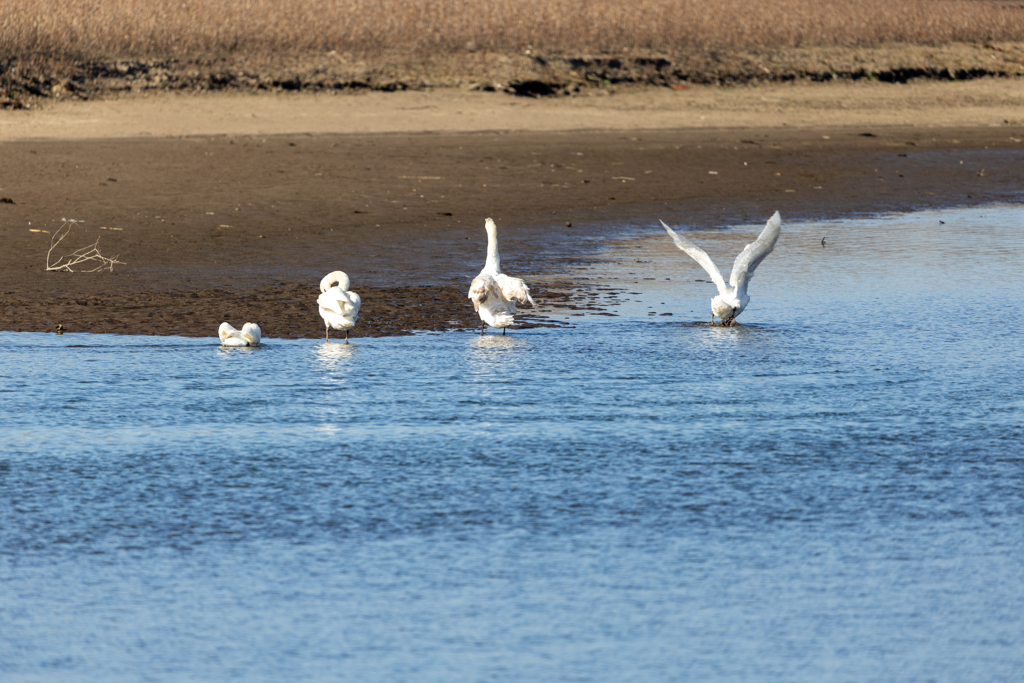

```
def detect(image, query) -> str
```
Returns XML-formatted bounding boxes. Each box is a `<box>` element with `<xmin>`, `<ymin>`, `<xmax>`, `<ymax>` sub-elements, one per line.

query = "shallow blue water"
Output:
<box><xmin>2</xmin><ymin>206</ymin><xmax>1023</xmax><ymax>682</ymax></box>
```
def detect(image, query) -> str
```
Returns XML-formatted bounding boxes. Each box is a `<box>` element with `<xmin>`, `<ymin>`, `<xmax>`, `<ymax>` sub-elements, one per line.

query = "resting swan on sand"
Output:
<box><xmin>317</xmin><ymin>270</ymin><xmax>361</xmax><ymax>342</ymax></box>
<box><xmin>219</xmin><ymin>322</ymin><xmax>262</xmax><ymax>347</ymax></box>
<box><xmin>661</xmin><ymin>211</ymin><xmax>782</xmax><ymax>326</ymax></box>
<box><xmin>468</xmin><ymin>218</ymin><xmax>535</xmax><ymax>334</ymax></box>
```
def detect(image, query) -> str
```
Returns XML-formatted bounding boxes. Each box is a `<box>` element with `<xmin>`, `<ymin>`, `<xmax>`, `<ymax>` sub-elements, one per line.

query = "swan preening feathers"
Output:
<box><xmin>219</xmin><ymin>322</ymin><xmax>262</xmax><ymax>347</ymax></box>
<box><xmin>214</xmin><ymin>212</ymin><xmax>779</xmax><ymax>344</ymax></box>
<box><xmin>468</xmin><ymin>218</ymin><xmax>535</xmax><ymax>333</ymax></box>
<box><xmin>317</xmin><ymin>270</ymin><xmax>361</xmax><ymax>342</ymax></box>
<box><xmin>661</xmin><ymin>211</ymin><xmax>782</xmax><ymax>326</ymax></box>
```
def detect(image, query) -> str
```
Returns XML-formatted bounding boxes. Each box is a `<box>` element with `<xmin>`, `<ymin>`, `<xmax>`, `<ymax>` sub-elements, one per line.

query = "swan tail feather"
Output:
<box><xmin>493</xmin><ymin>312</ymin><xmax>515</xmax><ymax>327</ymax></box>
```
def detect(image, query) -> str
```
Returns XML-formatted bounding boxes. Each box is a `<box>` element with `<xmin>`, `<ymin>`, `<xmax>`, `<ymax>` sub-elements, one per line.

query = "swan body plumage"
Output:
<box><xmin>661</xmin><ymin>211</ymin><xmax>781</xmax><ymax>325</ymax></box>
<box><xmin>317</xmin><ymin>270</ymin><xmax>361</xmax><ymax>341</ymax></box>
<box><xmin>468</xmin><ymin>218</ymin><xmax>535</xmax><ymax>330</ymax></box>
<box><xmin>219</xmin><ymin>322</ymin><xmax>262</xmax><ymax>346</ymax></box>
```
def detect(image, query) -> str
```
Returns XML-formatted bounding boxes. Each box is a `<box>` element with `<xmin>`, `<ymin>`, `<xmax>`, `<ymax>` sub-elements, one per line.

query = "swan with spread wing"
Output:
<box><xmin>317</xmin><ymin>270</ymin><xmax>361</xmax><ymax>342</ymax></box>
<box><xmin>660</xmin><ymin>211</ymin><xmax>781</xmax><ymax>326</ymax></box>
<box><xmin>468</xmin><ymin>218</ymin><xmax>535</xmax><ymax>334</ymax></box>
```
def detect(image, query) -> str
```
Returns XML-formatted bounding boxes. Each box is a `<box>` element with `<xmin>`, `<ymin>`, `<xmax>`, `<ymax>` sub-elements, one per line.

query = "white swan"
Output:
<box><xmin>218</xmin><ymin>322</ymin><xmax>262</xmax><ymax>347</ymax></box>
<box><xmin>660</xmin><ymin>211</ymin><xmax>781</xmax><ymax>326</ymax></box>
<box><xmin>468</xmin><ymin>218</ymin><xmax>535</xmax><ymax>334</ymax></box>
<box><xmin>317</xmin><ymin>270</ymin><xmax>361</xmax><ymax>342</ymax></box>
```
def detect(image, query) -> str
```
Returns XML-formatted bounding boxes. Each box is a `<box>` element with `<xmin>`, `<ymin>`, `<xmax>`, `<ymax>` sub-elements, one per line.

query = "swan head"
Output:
<box><xmin>320</xmin><ymin>270</ymin><xmax>350</xmax><ymax>293</ymax></box>
<box><xmin>712</xmin><ymin>293</ymin><xmax>748</xmax><ymax>320</ymax></box>
<box><xmin>484</xmin><ymin>217</ymin><xmax>497</xmax><ymax>234</ymax></box>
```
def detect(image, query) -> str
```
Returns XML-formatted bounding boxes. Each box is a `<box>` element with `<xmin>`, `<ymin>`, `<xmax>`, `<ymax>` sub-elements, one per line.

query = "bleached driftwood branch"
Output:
<box><xmin>45</xmin><ymin>219</ymin><xmax>125</xmax><ymax>273</ymax></box>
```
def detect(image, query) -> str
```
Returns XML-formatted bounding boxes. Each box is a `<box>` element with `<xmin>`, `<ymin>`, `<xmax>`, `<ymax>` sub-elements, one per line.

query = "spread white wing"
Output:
<box><xmin>660</xmin><ymin>220</ymin><xmax>727</xmax><ymax>296</ymax></box>
<box><xmin>493</xmin><ymin>273</ymin><xmax>535</xmax><ymax>307</ymax></box>
<box><xmin>469</xmin><ymin>273</ymin><xmax>534</xmax><ymax>313</ymax></box>
<box><xmin>729</xmin><ymin>211</ymin><xmax>781</xmax><ymax>298</ymax></box>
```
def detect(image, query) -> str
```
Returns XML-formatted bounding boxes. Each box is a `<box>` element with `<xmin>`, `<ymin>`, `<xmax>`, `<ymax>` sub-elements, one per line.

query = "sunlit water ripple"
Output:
<box><xmin>1</xmin><ymin>206</ymin><xmax>1022</xmax><ymax>682</ymax></box>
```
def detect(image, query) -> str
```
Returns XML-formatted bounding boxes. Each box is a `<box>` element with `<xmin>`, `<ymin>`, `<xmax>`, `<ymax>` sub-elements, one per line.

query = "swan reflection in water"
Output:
<box><xmin>311</xmin><ymin>342</ymin><xmax>357</xmax><ymax>432</ymax></box>
<box><xmin>314</xmin><ymin>339</ymin><xmax>356</xmax><ymax>370</ymax></box>
<box><xmin>673</xmin><ymin>319</ymin><xmax>781</xmax><ymax>356</ymax></box>
<box><xmin>216</xmin><ymin>344</ymin><xmax>263</xmax><ymax>357</ymax></box>
<box><xmin>470</xmin><ymin>332</ymin><xmax>527</xmax><ymax>350</ymax></box>
<box><xmin>467</xmin><ymin>331</ymin><xmax>531</xmax><ymax>379</ymax></box>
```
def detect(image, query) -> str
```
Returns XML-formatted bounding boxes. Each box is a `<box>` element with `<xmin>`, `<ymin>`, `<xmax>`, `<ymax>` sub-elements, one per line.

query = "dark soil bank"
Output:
<box><xmin>3</xmin><ymin>43</ymin><xmax>1023</xmax><ymax>108</ymax></box>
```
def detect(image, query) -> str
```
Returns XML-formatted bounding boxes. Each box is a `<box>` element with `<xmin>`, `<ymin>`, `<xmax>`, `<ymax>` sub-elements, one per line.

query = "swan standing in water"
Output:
<box><xmin>660</xmin><ymin>211</ymin><xmax>782</xmax><ymax>326</ymax></box>
<box><xmin>218</xmin><ymin>322</ymin><xmax>262</xmax><ymax>347</ymax></box>
<box><xmin>468</xmin><ymin>218</ymin><xmax>535</xmax><ymax>334</ymax></box>
<box><xmin>317</xmin><ymin>270</ymin><xmax>361</xmax><ymax>342</ymax></box>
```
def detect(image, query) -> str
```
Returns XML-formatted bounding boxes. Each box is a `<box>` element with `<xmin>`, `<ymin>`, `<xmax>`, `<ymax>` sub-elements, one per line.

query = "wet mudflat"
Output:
<box><xmin>2</xmin><ymin>126</ymin><xmax>1022</xmax><ymax>337</ymax></box>
<box><xmin>1</xmin><ymin>206</ymin><xmax>1022</xmax><ymax>682</ymax></box>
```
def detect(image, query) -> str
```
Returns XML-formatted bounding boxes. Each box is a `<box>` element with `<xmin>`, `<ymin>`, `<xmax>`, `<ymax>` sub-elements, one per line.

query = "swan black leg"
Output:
<box><xmin>326</xmin><ymin>325</ymin><xmax>330</xmax><ymax>341</ymax></box>
<box><xmin>345</xmin><ymin>330</ymin><xmax>349</xmax><ymax>344</ymax></box>
<box><xmin>502</xmin><ymin>328</ymin><xmax>506</xmax><ymax>336</ymax></box>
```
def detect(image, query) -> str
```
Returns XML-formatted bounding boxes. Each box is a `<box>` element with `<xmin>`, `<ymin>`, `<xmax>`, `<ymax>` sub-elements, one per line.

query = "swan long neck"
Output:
<box><xmin>484</xmin><ymin>219</ymin><xmax>500</xmax><ymax>273</ymax></box>
<box><xmin>321</xmin><ymin>270</ymin><xmax>350</xmax><ymax>293</ymax></box>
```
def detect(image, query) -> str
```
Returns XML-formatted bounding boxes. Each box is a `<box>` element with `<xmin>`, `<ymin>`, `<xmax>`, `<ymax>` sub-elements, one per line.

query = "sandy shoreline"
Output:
<box><xmin>3</xmin><ymin>79</ymin><xmax>1024</xmax><ymax>141</ymax></box>
<box><xmin>1</xmin><ymin>82</ymin><xmax>1022</xmax><ymax>338</ymax></box>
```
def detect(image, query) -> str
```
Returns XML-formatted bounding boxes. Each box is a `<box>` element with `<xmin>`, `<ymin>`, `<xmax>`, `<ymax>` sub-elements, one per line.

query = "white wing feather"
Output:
<box><xmin>317</xmin><ymin>287</ymin><xmax>357</xmax><ymax>316</ymax></box>
<box><xmin>240</xmin><ymin>322</ymin><xmax>262</xmax><ymax>346</ymax></box>
<box><xmin>493</xmin><ymin>273</ymin><xmax>535</xmax><ymax>307</ymax></box>
<box><xmin>219</xmin><ymin>321</ymin><xmax>260</xmax><ymax>346</ymax></box>
<box><xmin>218</xmin><ymin>322</ymin><xmax>245</xmax><ymax>345</ymax></box>
<box><xmin>468</xmin><ymin>274</ymin><xmax>495</xmax><ymax>312</ymax></box>
<box><xmin>729</xmin><ymin>211</ymin><xmax>781</xmax><ymax>296</ymax></box>
<box><xmin>660</xmin><ymin>220</ymin><xmax>727</xmax><ymax>296</ymax></box>
<box><xmin>346</xmin><ymin>291</ymin><xmax>362</xmax><ymax>318</ymax></box>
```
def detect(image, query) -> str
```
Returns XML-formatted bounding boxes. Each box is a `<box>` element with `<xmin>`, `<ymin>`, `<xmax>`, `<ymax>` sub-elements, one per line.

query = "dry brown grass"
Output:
<box><xmin>3</xmin><ymin>0</ymin><xmax>1024</xmax><ymax>61</ymax></box>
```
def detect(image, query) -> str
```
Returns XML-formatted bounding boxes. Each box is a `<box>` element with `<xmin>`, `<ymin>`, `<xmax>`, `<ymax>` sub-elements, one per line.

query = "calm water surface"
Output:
<box><xmin>2</xmin><ymin>206</ymin><xmax>1023</xmax><ymax>682</ymax></box>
